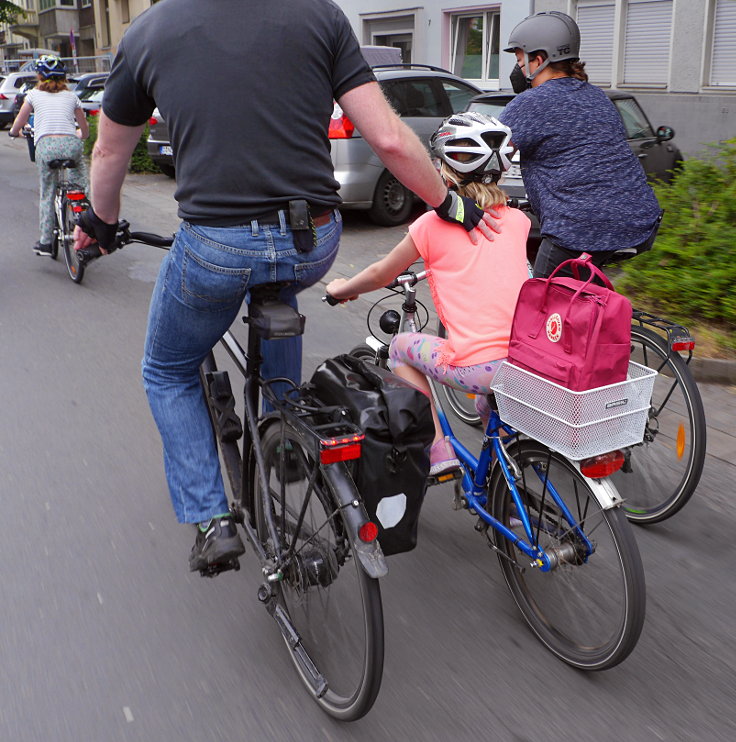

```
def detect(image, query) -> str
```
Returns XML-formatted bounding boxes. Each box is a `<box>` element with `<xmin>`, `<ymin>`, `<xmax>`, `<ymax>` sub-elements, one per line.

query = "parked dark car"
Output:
<box><xmin>146</xmin><ymin>108</ymin><xmax>175</xmax><ymax>178</ymax></box>
<box><xmin>71</xmin><ymin>71</ymin><xmax>109</xmax><ymax>97</ymax></box>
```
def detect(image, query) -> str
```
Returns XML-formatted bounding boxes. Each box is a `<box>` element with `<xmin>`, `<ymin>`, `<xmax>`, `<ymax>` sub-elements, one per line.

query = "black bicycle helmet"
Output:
<box><xmin>35</xmin><ymin>54</ymin><xmax>67</xmax><ymax>79</ymax></box>
<box><xmin>504</xmin><ymin>11</ymin><xmax>581</xmax><ymax>82</ymax></box>
<box><xmin>429</xmin><ymin>112</ymin><xmax>514</xmax><ymax>184</ymax></box>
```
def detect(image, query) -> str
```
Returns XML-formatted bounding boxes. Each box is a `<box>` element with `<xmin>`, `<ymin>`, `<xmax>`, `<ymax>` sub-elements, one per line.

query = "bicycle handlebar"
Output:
<box><xmin>322</xmin><ymin>269</ymin><xmax>430</xmax><ymax>306</ymax></box>
<box><xmin>75</xmin><ymin>219</ymin><xmax>175</xmax><ymax>265</ymax></box>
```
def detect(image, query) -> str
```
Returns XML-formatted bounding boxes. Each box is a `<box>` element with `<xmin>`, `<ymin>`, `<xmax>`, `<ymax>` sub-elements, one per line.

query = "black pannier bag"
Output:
<box><xmin>309</xmin><ymin>354</ymin><xmax>434</xmax><ymax>556</ymax></box>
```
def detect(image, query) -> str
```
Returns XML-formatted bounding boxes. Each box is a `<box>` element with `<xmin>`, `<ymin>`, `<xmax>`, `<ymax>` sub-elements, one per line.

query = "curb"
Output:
<box><xmin>689</xmin><ymin>358</ymin><xmax>736</xmax><ymax>386</ymax></box>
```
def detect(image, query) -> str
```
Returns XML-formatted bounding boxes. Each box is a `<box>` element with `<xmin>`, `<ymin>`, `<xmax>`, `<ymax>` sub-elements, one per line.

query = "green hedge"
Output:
<box><xmin>617</xmin><ymin>139</ymin><xmax>736</xmax><ymax>336</ymax></box>
<box><xmin>83</xmin><ymin>114</ymin><xmax>162</xmax><ymax>174</ymax></box>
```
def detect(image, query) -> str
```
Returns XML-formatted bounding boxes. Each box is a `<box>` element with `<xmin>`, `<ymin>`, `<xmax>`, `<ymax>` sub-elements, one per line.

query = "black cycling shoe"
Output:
<box><xmin>189</xmin><ymin>515</ymin><xmax>245</xmax><ymax>573</ymax></box>
<box><xmin>34</xmin><ymin>242</ymin><xmax>53</xmax><ymax>256</ymax></box>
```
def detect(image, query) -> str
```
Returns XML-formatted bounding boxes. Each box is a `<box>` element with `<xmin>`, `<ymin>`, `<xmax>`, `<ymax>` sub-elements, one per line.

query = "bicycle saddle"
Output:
<box><xmin>247</xmin><ymin>284</ymin><xmax>305</xmax><ymax>339</ymax></box>
<box><xmin>48</xmin><ymin>159</ymin><xmax>77</xmax><ymax>170</ymax></box>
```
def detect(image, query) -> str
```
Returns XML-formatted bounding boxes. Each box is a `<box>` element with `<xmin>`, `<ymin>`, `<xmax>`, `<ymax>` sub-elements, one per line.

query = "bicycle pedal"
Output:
<box><xmin>426</xmin><ymin>468</ymin><xmax>462</xmax><ymax>487</ymax></box>
<box><xmin>199</xmin><ymin>557</ymin><xmax>241</xmax><ymax>578</ymax></box>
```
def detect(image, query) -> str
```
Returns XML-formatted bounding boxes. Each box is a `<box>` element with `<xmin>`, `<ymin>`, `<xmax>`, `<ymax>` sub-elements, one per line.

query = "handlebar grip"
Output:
<box><xmin>75</xmin><ymin>243</ymin><xmax>103</xmax><ymax>265</ymax></box>
<box><xmin>129</xmin><ymin>231</ymin><xmax>174</xmax><ymax>248</ymax></box>
<box><xmin>322</xmin><ymin>293</ymin><xmax>340</xmax><ymax>306</ymax></box>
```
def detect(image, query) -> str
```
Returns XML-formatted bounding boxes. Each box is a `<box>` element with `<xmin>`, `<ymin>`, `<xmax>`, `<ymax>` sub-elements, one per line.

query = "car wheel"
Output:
<box><xmin>368</xmin><ymin>170</ymin><xmax>414</xmax><ymax>226</ymax></box>
<box><xmin>158</xmin><ymin>163</ymin><xmax>176</xmax><ymax>179</ymax></box>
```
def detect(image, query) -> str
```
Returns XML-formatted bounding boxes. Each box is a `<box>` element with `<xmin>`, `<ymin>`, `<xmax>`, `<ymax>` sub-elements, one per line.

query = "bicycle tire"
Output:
<box><xmin>490</xmin><ymin>440</ymin><xmax>646</xmax><ymax>670</ymax></box>
<box><xmin>50</xmin><ymin>193</ymin><xmax>61</xmax><ymax>261</ymax></box>
<box><xmin>348</xmin><ymin>344</ymin><xmax>377</xmax><ymax>363</ymax></box>
<box><xmin>614</xmin><ymin>326</ymin><xmax>706</xmax><ymax>524</ymax></box>
<box><xmin>255</xmin><ymin>422</ymin><xmax>384</xmax><ymax>720</ymax></box>
<box><xmin>436</xmin><ymin>321</ymin><xmax>482</xmax><ymax>426</ymax></box>
<box><xmin>62</xmin><ymin>198</ymin><xmax>85</xmax><ymax>283</ymax></box>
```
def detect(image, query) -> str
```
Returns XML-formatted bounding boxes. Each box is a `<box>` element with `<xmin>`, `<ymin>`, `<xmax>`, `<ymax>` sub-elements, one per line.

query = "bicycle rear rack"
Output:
<box><xmin>632</xmin><ymin>310</ymin><xmax>695</xmax><ymax>363</ymax></box>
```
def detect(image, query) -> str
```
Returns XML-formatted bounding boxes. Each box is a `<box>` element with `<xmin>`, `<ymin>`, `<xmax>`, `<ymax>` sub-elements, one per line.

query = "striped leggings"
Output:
<box><xmin>35</xmin><ymin>135</ymin><xmax>89</xmax><ymax>245</ymax></box>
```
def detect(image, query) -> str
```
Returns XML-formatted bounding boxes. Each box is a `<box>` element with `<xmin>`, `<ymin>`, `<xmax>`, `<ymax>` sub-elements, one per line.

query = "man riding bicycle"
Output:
<box><xmin>73</xmin><ymin>0</ymin><xmax>497</xmax><ymax>574</ymax></box>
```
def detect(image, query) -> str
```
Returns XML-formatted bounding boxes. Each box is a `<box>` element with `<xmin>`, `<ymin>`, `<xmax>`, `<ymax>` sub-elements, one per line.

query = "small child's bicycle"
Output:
<box><xmin>329</xmin><ymin>269</ymin><xmax>646</xmax><ymax>670</ymax></box>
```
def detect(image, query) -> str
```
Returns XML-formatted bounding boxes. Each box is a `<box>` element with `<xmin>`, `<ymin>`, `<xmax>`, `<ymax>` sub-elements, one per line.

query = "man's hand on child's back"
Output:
<box><xmin>434</xmin><ymin>191</ymin><xmax>502</xmax><ymax>244</ymax></box>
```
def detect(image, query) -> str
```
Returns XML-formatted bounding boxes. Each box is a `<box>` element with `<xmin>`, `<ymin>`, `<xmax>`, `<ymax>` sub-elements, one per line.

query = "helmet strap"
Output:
<box><xmin>524</xmin><ymin>51</ymin><xmax>551</xmax><ymax>83</ymax></box>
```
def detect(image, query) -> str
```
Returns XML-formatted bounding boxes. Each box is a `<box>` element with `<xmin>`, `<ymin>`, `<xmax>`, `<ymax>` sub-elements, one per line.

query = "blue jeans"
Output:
<box><xmin>142</xmin><ymin>210</ymin><xmax>342</xmax><ymax>523</ymax></box>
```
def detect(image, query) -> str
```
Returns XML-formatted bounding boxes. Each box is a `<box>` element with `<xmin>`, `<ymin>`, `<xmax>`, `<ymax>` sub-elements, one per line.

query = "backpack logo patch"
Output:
<box><xmin>546</xmin><ymin>313</ymin><xmax>562</xmax><ymax>343</ymax></box>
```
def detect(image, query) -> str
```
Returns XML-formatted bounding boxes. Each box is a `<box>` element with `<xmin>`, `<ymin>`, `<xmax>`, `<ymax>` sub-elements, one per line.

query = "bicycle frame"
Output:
<box><xmin>360</xmin><ymin>270</ymin><xmax>623</xmax><ymax>573</ymax></box>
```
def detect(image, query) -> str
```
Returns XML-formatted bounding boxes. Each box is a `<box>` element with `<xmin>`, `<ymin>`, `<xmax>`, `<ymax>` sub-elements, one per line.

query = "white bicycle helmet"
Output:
<box><xmin>429</xmin><ymin>112</ymin><xmax>514</xmax><ymax>184</ymax></box>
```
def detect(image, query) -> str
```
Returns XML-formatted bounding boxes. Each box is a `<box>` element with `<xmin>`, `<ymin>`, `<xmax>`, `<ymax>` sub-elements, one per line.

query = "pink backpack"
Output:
<box><xmin>507</xmin><ymin>254</ymin><xmax>632</xmax><ymax>391</ymax></box>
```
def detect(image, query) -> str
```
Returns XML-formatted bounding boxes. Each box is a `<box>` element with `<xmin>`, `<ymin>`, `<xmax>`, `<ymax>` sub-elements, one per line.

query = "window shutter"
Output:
<box><xmin>622</xmin><ymin>0</ymin><xmax>673</xmax><ymax>85</ymax></box>
<box><xmin>577</xmin><ymin>1</ymin><xmax>616</xmax><ymax>85</ymax></box>
<box><xmin>711</xmin><ymin>0</ymin><xmax>736</xmax><ymax>86</ymax></box>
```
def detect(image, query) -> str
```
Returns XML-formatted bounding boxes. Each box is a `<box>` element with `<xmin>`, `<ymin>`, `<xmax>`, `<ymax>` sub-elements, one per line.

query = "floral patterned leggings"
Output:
<box><xmin>389</xmin><ymin>332</ymin><xmax>505</xmax><ymax>395</ymax></box>
<box><xmin>35</xmin><ymin>135</ymin><xmax>89</xmax><ymax>245</ymax></box>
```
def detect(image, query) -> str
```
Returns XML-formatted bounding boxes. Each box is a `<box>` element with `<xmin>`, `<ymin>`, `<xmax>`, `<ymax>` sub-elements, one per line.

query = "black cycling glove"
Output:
<box><xmin>434</xmin><ymin>190</ymin><xmax>484</xmax><ymax>232</ymax></box>
<box><xmin>77</xmin><ymin>207</ymin><xmax>119</xmax><ymax>253</ymax></box>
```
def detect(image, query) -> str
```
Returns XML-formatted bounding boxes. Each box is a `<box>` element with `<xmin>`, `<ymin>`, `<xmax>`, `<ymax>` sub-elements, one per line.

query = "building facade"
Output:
<box><xmin>337</xmin><ymin>1</ymin><xmax>533</xmax><ymax>91</ymax></box>
<box><xmin>531</xmin><ymin>0</ymin><xmax>735</xmax><ymax>156</ymax></box>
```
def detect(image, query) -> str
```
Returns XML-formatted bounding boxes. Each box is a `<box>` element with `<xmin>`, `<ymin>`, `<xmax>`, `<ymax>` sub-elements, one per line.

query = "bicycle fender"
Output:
<box><xmin>321</xmin><ymin>464</ymin><xmax>389</xmax><ymax>579</ymax></box>
<box><xmin>571</xmin><ymin>463</ymin><xmax>623</xmax><ymax>510</ymax></box>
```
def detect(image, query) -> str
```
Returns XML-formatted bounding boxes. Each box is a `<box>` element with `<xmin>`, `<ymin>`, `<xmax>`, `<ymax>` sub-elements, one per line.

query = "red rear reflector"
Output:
<box><xmin>148</xmin><ymin>116</ymin><xmax>158</xmax><ymax>125</ymax></box>
<box><xmin>72</xmin><ymin>206</ymin><xmax>84</xmax><ymax>213</ymax></box>
<box><xmin>67</xmin><ymin>192</ymin><xmax>86</xmax><ymax>201</ymax></box>
<box><xmin>358</xmin><ymin>522</ymin><xmax>379</xmax><ymax>543</ymax></box>
<box><xmin>319</xmin><ymin>433</ymin><xmax>364</xmax><ymax>464</ymax></box>
<box><xmin>671</xmin><ymin>340</ymin><xmax>695</xmax><ymax>352</ymax></box>
<box><xmin>89</xmin><ymin>109</ymin><xmax>99</xmax><ymax>116</ymax></box>
<box><xmin>0</xmin><ymin>94</ymin><xmax>7</xmax><ymax>100</ymax></box>
<box><xmin>580</xmin><ymin>450</ymin><xmax>625</xmax><ymax>478</ymax></box>
<box><xmin>328</xmin><ymin>103</ymin><xmax>355</xmax><ymax>139</ymax></box>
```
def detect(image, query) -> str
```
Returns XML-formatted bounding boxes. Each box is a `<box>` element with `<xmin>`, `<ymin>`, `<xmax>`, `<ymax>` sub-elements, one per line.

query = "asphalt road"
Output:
<box><xmin>1</xmin><ymin>138</ymin><xmax>735</xmax><ymax>742</ymax></box>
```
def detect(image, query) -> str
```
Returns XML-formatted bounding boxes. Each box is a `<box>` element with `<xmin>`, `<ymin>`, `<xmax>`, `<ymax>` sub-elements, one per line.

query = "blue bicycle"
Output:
<box><xmin>344</xmin><ymin>269</ymin><xmax>646</xmax><ymax>670</ymax></box>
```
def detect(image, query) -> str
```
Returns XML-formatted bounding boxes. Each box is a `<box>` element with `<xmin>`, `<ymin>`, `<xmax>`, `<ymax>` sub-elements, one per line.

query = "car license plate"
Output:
<box><xmin>159</xmin><ymin>145</ymin><xmax>173</xmax><ymax>156</ymax></box>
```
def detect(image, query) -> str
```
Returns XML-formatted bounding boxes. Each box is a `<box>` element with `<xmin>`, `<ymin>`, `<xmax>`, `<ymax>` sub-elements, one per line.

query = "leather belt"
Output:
<box><xmin>257</xmin><ymin>209</ymin><xmax>332</xmax><ymax>227</ymax></box>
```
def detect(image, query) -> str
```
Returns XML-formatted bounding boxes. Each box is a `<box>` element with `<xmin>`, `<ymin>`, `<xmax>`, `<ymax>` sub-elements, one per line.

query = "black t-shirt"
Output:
<box><xmin>103</xmin><ymin>0</ymin><xmax>375</xmax><ymax>225</ymax></box>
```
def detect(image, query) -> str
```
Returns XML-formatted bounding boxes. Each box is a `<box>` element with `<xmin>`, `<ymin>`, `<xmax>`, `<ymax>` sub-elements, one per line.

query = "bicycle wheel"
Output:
<box><xmin>613</xmin><ymin>326</ymin><xmax>706</xmax><ymax>524</ymax></box>
<box><xmin>256</xmin><ymin>422</ymin><xmax>384</xmax><ymax>720</ymax></box>
<box><xmin>440</xmin><ymin>385</ymin><xmax>482</xmax><ymax>427</ymax></box>
<box><xmin>50</xmin><ymin>194</ymin><xmax>61</xmax><ymax>261</ymax></box>
<box><xmin>490</xmin><ymin>441</ymin><xmax>646</xmax><ymax>670</ymax></box>
<box><xmin>61</xmin><ymin>199</ymin><xmax>85</xmax><ymax>283</ymax></box>
<box><xmin>436</xmin><ymin>321</ymin><xmax>481</xmax><ymax>426</ymax></box>
<box><xmin>348</xmin><ymin>344</ymin><xmax>376</xmax><ymax>363</ymax></box>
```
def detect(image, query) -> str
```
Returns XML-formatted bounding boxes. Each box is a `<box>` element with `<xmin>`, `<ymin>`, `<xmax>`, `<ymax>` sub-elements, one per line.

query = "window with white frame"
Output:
<box><xmin>710</xmin><ymin>0</ymin><xmax>736</xmax><ymax>86</ymax></box>
<box><xmin>622</xmin><ymin>0</ymin><xmax>673</xmax><ymax>85</ymax></box>
<box><xmin>577</xmin><ymin>0</ymin><xmax>615</xmax><ymax>85</ymax></box>
<box><xmin>449</xmin><ymin>9</ymin><xmax>500</xmax><ymax>84</ymax></box>
<box><xmin>576</xmin><ymin>0</ymin><xmax>673</xmax><ymax>87</ymax></box>
<box><xmin>39</xmin><ymin>0</ymin><xmax>74</xmax><ymax>9</ymax></box>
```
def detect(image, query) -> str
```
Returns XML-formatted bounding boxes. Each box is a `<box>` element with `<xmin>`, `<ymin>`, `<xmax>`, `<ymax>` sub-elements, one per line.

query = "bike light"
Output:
<box><xmin>66</xmin><ymin>192</ymin><xmax>86</xmax><ymax>201</ymax></box>
<box><xmin>358</xmin><ymin>521</ymin><xmax>379</xmax><ymax>543</ymax></box>
<box><xmin>148</xmin><ymin>116</ymin><xmax>158</xmax><ymax>125</ymax></box>
<box><xmin>671</xmin><ymin>338</ymin><xmax>695</xmax><ymax>352</ymax></box>
<box><xmin>72</xmin><ymin>205</ymin><xmax>84</xmax><ymax>213</ymax></box>
<box><xmin>319</xmin><ymin>433</ymin><xmax>364</xmax><ymax>464</ymax></box>
<box><xmin>328</xmin><ymin>103</ymin><xmax>355</xmax><ymax>139</ymax></box>
<box><xmin>580</xmin><ymin>450</ymin><xmax>625</xmax><ymax>478</ymax></box>
<box><xmin>88</xmin><ymin>109</ymin><xmax>100</xmax><ymax>116</ymax></box>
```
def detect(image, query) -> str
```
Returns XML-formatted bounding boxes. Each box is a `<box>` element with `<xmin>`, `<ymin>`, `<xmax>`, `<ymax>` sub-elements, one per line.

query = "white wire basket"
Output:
<box><xmin>490</xmin><ymin>360</ymin><xmax>657</xmax><ymax>461</ymax></box>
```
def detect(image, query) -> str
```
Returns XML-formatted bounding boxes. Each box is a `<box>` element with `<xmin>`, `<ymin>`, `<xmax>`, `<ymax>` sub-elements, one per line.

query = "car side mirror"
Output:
<box><xmin>656</xmin><ymin>125</ymin><xmax>674</xmax><ymax>142</ymax></box>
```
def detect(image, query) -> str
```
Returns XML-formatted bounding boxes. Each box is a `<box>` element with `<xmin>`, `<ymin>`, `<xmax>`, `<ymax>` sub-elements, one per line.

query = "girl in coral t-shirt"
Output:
<box><xmin>326</xmin><ymin>113</ymin><xmax>530</xmax><ymax>475</ymax></box>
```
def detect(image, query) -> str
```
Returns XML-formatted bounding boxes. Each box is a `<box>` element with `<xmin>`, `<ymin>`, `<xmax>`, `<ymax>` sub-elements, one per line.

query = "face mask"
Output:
<box><xmin>510</xmin><ymin>63</ymin><xmax>531</xmax><ymax>94</ymax></box>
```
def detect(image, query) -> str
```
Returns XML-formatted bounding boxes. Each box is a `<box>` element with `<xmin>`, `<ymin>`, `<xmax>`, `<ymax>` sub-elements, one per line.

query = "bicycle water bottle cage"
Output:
<box><xmin>247</xmin><ymin>300</ymin><xmax>305</xmax><ymax>339</ymax></box>
<box><xmin>47</xmin><ymin>159</ymin><xmax>77</xmax><ymax>170</ymax></box>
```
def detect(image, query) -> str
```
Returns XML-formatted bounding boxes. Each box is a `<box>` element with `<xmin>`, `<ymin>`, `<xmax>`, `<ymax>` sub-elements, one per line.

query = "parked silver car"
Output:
<box><xmin>0</xmin><ymin>72</ymin><xmax>38</xmax><ymax>128</ymax></box>
<box><xmin>331</xmin><ymin>64</ymin><xmax>483</xmax><ymax>225</ymax></box>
